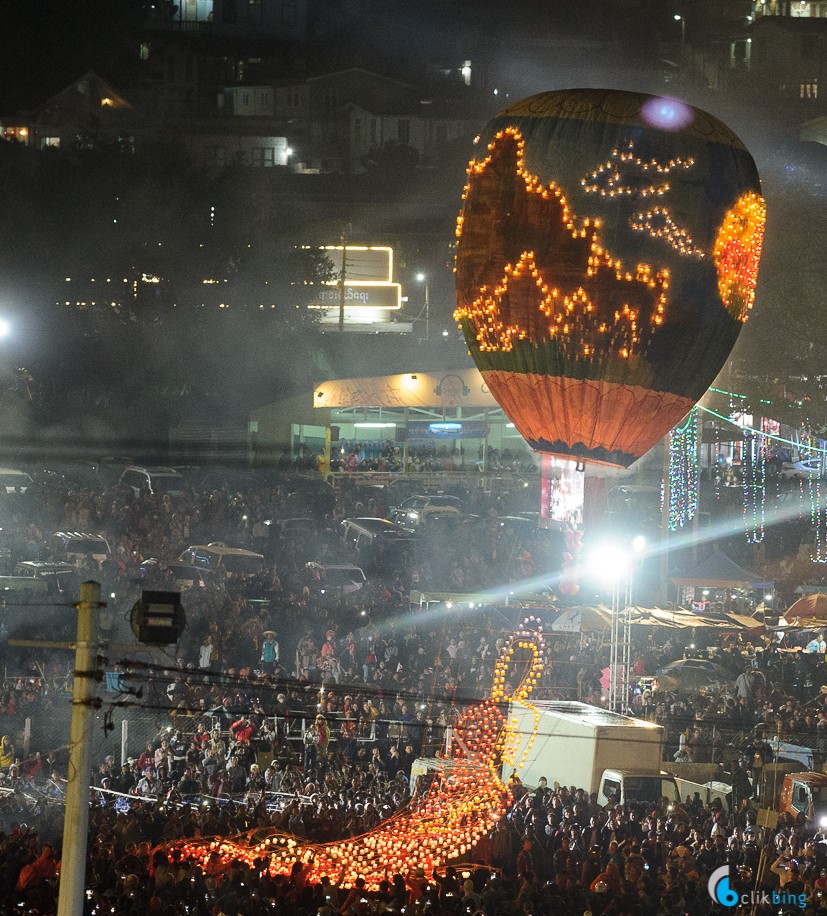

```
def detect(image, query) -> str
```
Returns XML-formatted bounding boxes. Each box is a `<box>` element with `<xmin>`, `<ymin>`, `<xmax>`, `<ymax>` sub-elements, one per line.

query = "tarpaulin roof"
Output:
<box><xmin>313</xmin><ymin>369</ymin><xmax>497</xmax><ymax>409</ymax></box>
<box><xmin>784</xmin><ymin>593</ymin><xmax>827</xmax><ymax>622</ymax></box>
<box><xmin>672</xmin><ymin>549</ymin><xmax>773</xmax><ymax>590</ymax></box>
<box><xmin>550</xmin><ymin>604</ymin><xmax>758</xmax><ymax>633</ymax></box>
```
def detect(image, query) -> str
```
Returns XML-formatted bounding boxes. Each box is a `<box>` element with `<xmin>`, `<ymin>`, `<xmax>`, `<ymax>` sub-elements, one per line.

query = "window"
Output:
<box><xmin>353</xmin><ymin>118</ymin><xmax>363</xmax><ymax>146</ymax></box>
<box><xmin>287</xmin><ymin>86</ymin><xmax>302</xmax><ymax>109</ymax></box>
<box><xmin>398</xmin><ymin>119</ymin><xmax>410</xmax><ymax>145</ymax></box>
<box><xmin>323</xmin><ymin>88</ymin><xmax>338</xmax><ymax>109</ymax></box>
<box><xmin>251</xmin><ymin>147</ymin><xmax>275</xmax><ymax>167</ymax></box>
<box><xmin>139</xmin><ymin>43</ymin><xmax>150</xmax><ymax>61</ymax></box>
<box><xmin>801</xmin><ymin>80</ymin><xmax>819</xmax><ymax>99</ymax></box>
<box><xmin>248</xmin><ymin>0</ymin><xmax>263</xmax><ymax>23</ymax></box>
<box><xmin>370</xmin><ymin>118</ymin><xmax>377</xmax><ymax>146</ymax></box>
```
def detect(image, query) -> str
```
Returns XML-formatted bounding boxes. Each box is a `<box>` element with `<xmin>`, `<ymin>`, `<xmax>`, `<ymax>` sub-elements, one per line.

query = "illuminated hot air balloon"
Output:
<box><xmin>454</xmin><ymin>89</ymin><xmax>765</xmax><ymax>468</ymax></box>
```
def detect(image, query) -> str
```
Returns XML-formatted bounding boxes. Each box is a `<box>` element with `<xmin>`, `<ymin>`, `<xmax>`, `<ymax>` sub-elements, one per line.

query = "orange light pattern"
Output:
<box><xmin>454</xmin><ymin>129</ymin><xmax>669</xmax><ymax>360</ymax></box>
<box><xmin>629</xmin><ymin>207</ymin><xmax>705</xmax><ymax>258</ymax></box>
<box><xmin>713</xmin><ymin>192</ymin><xmax>766</xmax><ymax>323</ymax></box>
<box><xmin>580</xmin><ymin>142</ymin><xmax>695</xmax><ymax>199</ymax></box>
<box><xmin>163</xmin><ymin>622</ymin><xmax>548</xmax><ymax>891</ymax></box>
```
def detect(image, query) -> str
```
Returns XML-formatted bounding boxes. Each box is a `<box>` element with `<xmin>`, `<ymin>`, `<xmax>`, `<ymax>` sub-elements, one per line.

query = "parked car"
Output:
<box><xmin>655</xmin><ymin>658</ymin><xmax>732</xmax><ymax>688</ymax></box>
<box><xmin>50</xmin><ymin>531</ymin><xmax>112</xmax><ymax>569</ymax></box>
<box><xmin>118</xmin><ymin>465</ymin><xmax>186</xmax><ymax>498</ymax></box>
<box><xmin>14</xmin><ymin>561</ymin><xmax>81</xmax><ymax>597</ymax></box>
<box><xmin>178</xmin><ymin>542</ymin><xmax>266</xmax><ymax>578</ymax></box>
<box><xmin>781</xmin><ymin>458</ymin><xmax>821</xmax><ymax>480</ymax></box>
<box><xmin>389</xmin><ymin>495</ymin><xmax>462</xmax><ymax>528</ymax></box>
<box><xmin>304</xmin><ymin>562</ymin><xmax>367</xmax><ymax>595</ymax></box>
<box><xmin>0</xmin><ymin>467</ymin><xmax>33</xmax><ymax>494</ymax></box>
<box><xmin>138</xmin><ymin>559</ymin><xmax>209</xmax><ymax>592</ymax></box>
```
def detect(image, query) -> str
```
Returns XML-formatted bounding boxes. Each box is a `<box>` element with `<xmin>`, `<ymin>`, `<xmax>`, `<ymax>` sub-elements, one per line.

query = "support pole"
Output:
<box><xmin>121</xmin><ymin>719</ymin><xmax>129</xmax><ymax>768</ymax></box>
<box><xmin>57</xmin><ymin>581</ymin><xmax>102</xmax><ymax>916</ymax></box>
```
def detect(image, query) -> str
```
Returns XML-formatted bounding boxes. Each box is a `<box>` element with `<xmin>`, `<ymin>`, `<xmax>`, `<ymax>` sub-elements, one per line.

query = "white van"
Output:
<box><xmin>178</xmin><ymin>542</ymin><xmax>266</xmax><ymax>578</ymax></box>
<box><xmin>119</xmin><ymin>466</ymin><xmax>186</xmax><ymax>498</ymax></box>
<box><xmin>0</xmin><ymin>468</ymin><xmax>33</xmax><ymax>494</ymax></box>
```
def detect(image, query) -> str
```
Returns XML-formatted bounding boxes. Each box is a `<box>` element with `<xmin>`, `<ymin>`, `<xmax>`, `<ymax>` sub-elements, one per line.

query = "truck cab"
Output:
<box><xmin>598</xmin><ymin>768</ymin><xmax>680</xmax><ymax>808</ymax></box>
<box><xmin>779</xmin><ymin>772</ymin><xmax>827</xmax><ymax>826</ymax></box>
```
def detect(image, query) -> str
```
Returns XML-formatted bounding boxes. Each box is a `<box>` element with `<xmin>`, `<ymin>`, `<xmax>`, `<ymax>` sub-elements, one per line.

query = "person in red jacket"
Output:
<box><xmin>230</xmin><ymin>716</ymin><xmax>255</xmax><ymax>745</ymax></box>
<box><xmin>16</xmin><ymin>844</ymin><xmax>58</xmax><ymax>891</ymax></box>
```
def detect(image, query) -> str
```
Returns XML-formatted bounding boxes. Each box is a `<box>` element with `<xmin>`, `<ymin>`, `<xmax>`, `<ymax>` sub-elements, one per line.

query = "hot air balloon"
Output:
<box><xmin>454</xmin><ymin>89</ymin><xmax>765</xmax><ymax>468</ymax></box>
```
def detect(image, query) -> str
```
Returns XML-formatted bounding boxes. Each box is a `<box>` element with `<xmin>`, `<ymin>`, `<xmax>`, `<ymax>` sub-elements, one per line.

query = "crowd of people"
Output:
<box><xmin>0</xmin><ymin>466</ymin><xmax>825</xmax><ymax>912</ymax></box>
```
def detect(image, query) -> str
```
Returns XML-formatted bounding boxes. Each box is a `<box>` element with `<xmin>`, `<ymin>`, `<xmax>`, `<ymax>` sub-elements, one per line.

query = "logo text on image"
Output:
<box><xmin>708</xmin><ymin>865</ymin><xmax>806</xmax><ymax>909</ymax></box>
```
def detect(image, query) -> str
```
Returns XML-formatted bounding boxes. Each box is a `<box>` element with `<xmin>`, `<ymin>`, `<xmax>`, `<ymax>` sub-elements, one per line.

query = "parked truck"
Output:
<box><xmin>412</xmin><ymin>701</ymin><xmax>730</xmax><ymax>811</ymax></box>
<box><xmin>776</xmin><ymin>771</ymin><xmax>827</xmax><ymax>825</ymax></box>
<box><xmin>501</xmin><ymin>701</ymin><xmax>682</xmax><ymax>807</ymax></box>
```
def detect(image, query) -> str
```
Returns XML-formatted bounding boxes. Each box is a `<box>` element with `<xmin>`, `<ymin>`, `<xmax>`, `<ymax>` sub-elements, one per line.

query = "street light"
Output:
<box><xmin>0</xmin><ymin>318</ymin><xmax>10</xmax><ymax>339</ymax></box>
<box><xmin>674</xmin><ymin>14</ymin><xmax>685</xmax><ymax>63</ymax></box>
<box><xmin>415</xmin><ymin>272</ymin><xmax>429</xmax><ymax>341</ymax></box>
<box><xmin>590</xmin><ymin>536</ymin><xmax>646</xmax><ymax>713</ymax></box>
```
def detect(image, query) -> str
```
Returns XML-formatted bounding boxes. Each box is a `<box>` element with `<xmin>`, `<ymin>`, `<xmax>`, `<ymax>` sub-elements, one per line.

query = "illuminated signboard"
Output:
<box><xmin>305</xmin><ymin>245</ymin><xmax>401</xmax><ymax>313</ymax></box>
<box><xmin>309</xmin><ymin>282</ymin><xmax>401</xmax><ymax>310</ymax></box>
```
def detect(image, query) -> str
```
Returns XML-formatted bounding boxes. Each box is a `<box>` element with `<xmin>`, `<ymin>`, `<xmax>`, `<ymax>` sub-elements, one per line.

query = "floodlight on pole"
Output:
<box><xmin>674</xmin><ymin>14</ymin><xmax>685</xmax><ymax>62</ymax></box>
<box><xmin>415</xmin><ymin>272</ymin><xmax>429</xmax><ymax>340</ymax></box>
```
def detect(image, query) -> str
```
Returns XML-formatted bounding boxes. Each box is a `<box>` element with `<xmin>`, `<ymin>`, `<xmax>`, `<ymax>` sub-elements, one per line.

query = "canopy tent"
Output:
<box><xmin>784</xmin><ymin>593</ymin><xmax>827</xmax><ymax>622</ymax></box>
<box><xmin>549</xmin><ymin>605</ymin><xmax>756</xmax><ymax>634</ymax></box>
<box><xmin>672</xmin><ymin>549</ymin><xmax>773</xmax><ymax>590</ymax></box>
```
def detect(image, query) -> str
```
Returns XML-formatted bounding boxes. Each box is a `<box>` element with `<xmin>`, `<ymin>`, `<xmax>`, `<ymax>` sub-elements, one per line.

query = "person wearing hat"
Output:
<box><xmin>260</xmin><ymin>631</ymin><xmax>279</xmax><ymax>673</ymax></box>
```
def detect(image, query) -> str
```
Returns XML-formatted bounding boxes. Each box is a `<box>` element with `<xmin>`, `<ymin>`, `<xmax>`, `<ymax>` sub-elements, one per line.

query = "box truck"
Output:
<box><xmin>502</xmin><ymin>701</ymin><xmax>681</xmax><ymax>807</ymax></box>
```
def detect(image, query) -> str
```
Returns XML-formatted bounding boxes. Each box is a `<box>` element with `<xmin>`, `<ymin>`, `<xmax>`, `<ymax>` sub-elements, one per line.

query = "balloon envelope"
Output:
<box><xmin>454</xmin><ymin>89</ymin><xmax>765</xmax><ymax>468</ymax></box>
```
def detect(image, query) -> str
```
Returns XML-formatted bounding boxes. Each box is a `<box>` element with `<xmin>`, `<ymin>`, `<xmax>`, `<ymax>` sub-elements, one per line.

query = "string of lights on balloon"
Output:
<box><xmin>668</xmin><ymin>409</ymin><xmax>699</xmax><ymax>531</ymax></box>
<box><xmin>161</xmin><ymin>621</ymin><xmax>547</xmax><ymax>891</ymax></box>
<box><xmin>580</xmin><ymin>142</ymin><xmax>705</xmax><ymax>259</ymax></box>
<box><xmin>741</xmin><ymin>433</ymin><xmax>767</xmax><ymax>544</ymax></box>
<box><xmin>456</xmin><ymin>128</ymin><xmax>669</xmax><ymax>361</ymax></box>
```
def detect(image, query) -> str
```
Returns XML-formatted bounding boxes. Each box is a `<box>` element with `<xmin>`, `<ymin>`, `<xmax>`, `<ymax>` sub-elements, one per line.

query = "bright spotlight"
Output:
<box><xmin>589</xmin><ymin>543</ymin><xmax>628</xmax><ymax>583</ymax></box>
<box><xmin>631</xmin><ymin>535</ymin><xmax>646</xmax><ymax>555</ymax></box>
<box><xmin>0</xmin><ymin>319</ymin><xmax>11</xmax><ymax>339</ymax></box>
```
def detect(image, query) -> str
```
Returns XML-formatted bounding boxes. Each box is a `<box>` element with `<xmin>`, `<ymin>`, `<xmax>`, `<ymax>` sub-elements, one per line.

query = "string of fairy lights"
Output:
<box><xmin>665</xmin><ymin>403</ymin><xmax>827</xmax><ymax>557</ymax></box>
<box><xmin>741</xmin><ymin>433</ymin><xmax>767</xmax><ymax>544</ymax></box>
<box><xmin>668</xmin><ymin>408</ymin><xmax>699</xmax><ymax>531</ymax></box>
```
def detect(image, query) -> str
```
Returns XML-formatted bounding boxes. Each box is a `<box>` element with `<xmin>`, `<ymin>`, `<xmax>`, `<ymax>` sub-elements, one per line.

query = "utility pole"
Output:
<box><xmin>57</xmin><ymin>581</ymin><xmax>102</xmax><ymax>916</ymax></box>
<box><xmin>338</xmin><ymin>225</ymin><xmax>350</xmax><ymax>333</ymax></box>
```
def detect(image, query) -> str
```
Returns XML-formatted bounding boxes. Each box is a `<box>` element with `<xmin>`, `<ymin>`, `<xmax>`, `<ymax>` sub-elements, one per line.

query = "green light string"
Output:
<box><xmin>668</xmin><ymin>409</ymin><xmax>698</xmax><ymax>531</ymax></box>
<box><xmin>697</xmin><ymin>405</ymin><xmax>827</xmax><ymax>456</ymax></box>
<box><xmin>801</xmin><ymin>442</ymin><xmax>827</xmax><ymax>564</ymax></box>
<box><xmin>742</xmin><ymin>434</ymin><xmax>766</xmax><ymax>544</ymax></box>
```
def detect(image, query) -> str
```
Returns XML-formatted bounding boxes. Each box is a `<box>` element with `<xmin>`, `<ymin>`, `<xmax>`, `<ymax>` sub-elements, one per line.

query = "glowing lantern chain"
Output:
<box><xmin>164</xmin><ymin>620</ymin><xmax>548</xmax><ymax>891</ymax></box>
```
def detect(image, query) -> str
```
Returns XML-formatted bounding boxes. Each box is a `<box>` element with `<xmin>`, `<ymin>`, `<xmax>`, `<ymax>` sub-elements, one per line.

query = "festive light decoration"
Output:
<box><xmin>668</xmin><ymin>409</ymin><xmax>699</xmax><ymax>530</ymax></box>
<box><xmin>580</xmin><ymin>142</ymin><xmax>695</xmax><ymax>198</ymax></box>
<box><xmin>741</xmin><ymin>434</ymin><xmax>767</xmax><ymax>544</ymax></box>
<box><xmin>163</xmin><ymin>621</ymin><xmax>547</xmax><ymax>891</ymax></box>
<box><xmin>713</xmin><ymin>192</ymin><xmax>766</xmax><ymax>322</ymax></box>
<box><xmin>453</xmin><ymin>88</ymin><xmax>765</xmax><ymax>469</ymax></box>
<box><xmin>629</xmin><ymin>207</ymin><xmax>705</xmax><ymax>258</ymax></box>
<box><xmin>805</xmin><ymin>451</ymin><xmax>827</xmax><ymax>564</ymax></box>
